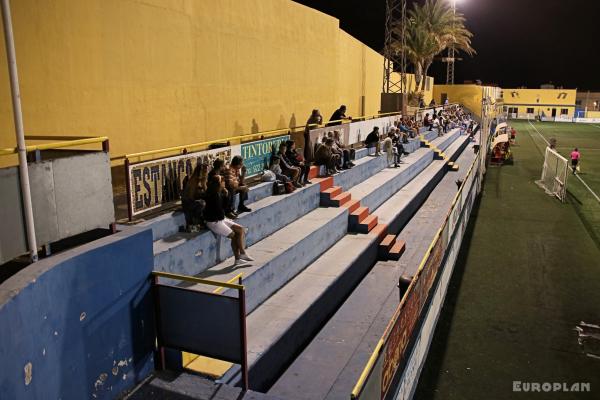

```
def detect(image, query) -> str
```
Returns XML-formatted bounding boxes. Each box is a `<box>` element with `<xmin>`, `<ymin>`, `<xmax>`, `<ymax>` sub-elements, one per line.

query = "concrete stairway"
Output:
<box><xmin>267</xmin><ymin>134</ymin><xmax>476</xmax><ymax>400</ymax></box>
<box><xmin>219</xmin><ymin>131</ymin><xmax>467</xmax><ymax>391</ymax></box>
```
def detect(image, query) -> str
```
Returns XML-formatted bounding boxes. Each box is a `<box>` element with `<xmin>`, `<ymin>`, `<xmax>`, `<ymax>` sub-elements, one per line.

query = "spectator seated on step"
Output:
<box><xmin>285</xmin><ymin>140</ymin><xmax>311</xmax><ymax>185</ymax></box>
<box><xmin>333</xmin><ymin>130</ymin><xmax>355</xmax><ymax>169</ymax></box>
<box><xmin>423</xmin><ymin>113</ymin><xmax>432</xmax><ymax>130</ymax></box>
<box><xmin>364</xmin><ymin>126</ymin><xmax>382</xmax><ymax>156</ymax></box>
<box><xmin>226</xmin><ymin>155</ymin><xmax>252</xmax><ymax>215</ymax></box>
<box><xmin>181</xmin><ymin>163</ymin><xmax>208</xmax><ymax>232</ymax></box>
<box><xmin>277</xmin><ymin>142</ymin><xmax>303</xmax><ymax>188</ymax></box>
<box><xmin>269</xmin><ymin>155</ymin><xmax>291</xmax><ymax>183</ymax></box>
<box><xmin>208</xmin><ymin>158</ymin><xmax>237</xmax><ymax>219</ymax></box>
<box><xmin>315</xmin><ymin>137</ymin><xmax>341</xmax><ymax>176</ymax></box>
<box><xmin>204</xmin><ymin>175</ymin><xmax>253</xmax><ymax>267</ymax></box>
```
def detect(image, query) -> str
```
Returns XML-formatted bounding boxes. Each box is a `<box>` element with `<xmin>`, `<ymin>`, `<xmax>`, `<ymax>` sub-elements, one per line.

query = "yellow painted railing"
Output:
<box><xmin>126</xmin><ymin>111</ymin><xmax>404</xmax><ymax>162</ymax></box>
<box><xmin>152</xmin><ymin>271</ymin><xmax>244</xmax><ymax>291</ymax></box>
<box><xmin>0</xmin><ymin>135</ymin><xmax>109</xmax><ymax>157</ymax></box>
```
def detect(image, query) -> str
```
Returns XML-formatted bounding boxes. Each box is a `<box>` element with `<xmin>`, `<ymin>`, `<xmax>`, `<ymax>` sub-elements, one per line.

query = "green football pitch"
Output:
<box><xmin>414</xmin><ymin>120</ymin><xmax>600</xmax><ymax>400</ymax></box>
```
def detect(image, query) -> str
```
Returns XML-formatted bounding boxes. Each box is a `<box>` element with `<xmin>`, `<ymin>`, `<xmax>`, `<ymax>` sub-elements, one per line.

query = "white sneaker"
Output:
<box><xmin>239</xmin><ymin>253</ymin><xmax>254</xmax><ymax>262</ymax></box>
<box><xmin>234</xmin><ymin>258</ymin><xmax>250</xmax><ymax>267</ymax></box>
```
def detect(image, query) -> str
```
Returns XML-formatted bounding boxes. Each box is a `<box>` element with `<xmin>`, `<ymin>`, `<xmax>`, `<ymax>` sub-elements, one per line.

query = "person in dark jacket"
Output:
<box><xmin>327</xmin><ymin>105</ymin><xmax>351</xmax><ymax>126</ymax></box>
<box><xmin>285</xmin><ymin>140</ymin><xmax>311</xmax><ymax>185</ymax></box>
<box><xmin>304</xmin><ymin>109</ymin><xmax>322</xmax><ymax>162</ymax></box>
<box><xmin>209</xmin><ymin>158</ymin><xmax>237</xmax><ymax>219</ymax></box>
<box><xmin>277</xmin><ymin>142</ymin><xmax>302</xmax><ymax>188</ymax></box>
<box><xmin>181</xmin><ymin>163</ymin><xmax>208</xmax><ymax>231</ymax></box>
<box><xmin>364</xmin><ymin>126</ymin><xmax>381</xmax><ymax>156</ymax></box>
<box><xmin>315</xmin><ymin>138</ymin><xmax>340</xmax><ymax>175</ymax></box>
<box><xmin>204</xmin><ymin>175</ymin><xmax>253</xmax><ymax>267</ymax></box>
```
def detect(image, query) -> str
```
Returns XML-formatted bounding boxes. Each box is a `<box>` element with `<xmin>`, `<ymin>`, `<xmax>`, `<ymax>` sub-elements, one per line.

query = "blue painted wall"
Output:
<box><xmin>0</xmin><ymin>227</ymin><xmax>155</xmax><ymax>399</ymax></box>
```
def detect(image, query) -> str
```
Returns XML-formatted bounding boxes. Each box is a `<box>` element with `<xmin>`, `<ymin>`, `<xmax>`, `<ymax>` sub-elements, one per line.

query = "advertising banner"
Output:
<box><xmin>347</xmin><ymin>115</ymin><xmax>401</xmax><ymax>146</ymax></box>
<box><xmin>128</xmin><ymin>146</ymin><xmax>238</xmax><ymax>216</ymax></box>
<box><xmin>309</xmin><ymin>123</ymin><xmax>350</xmax><ymax>147</ymax></box>
<box><xmin>380</xmin><ymin>236</ymin><xmax>445</xmax><ymax>398</ymax></box>
<box><xmin>240</xmin><ymin>135</ymin><xmax>290</xmax><ymax>177</ymax></box>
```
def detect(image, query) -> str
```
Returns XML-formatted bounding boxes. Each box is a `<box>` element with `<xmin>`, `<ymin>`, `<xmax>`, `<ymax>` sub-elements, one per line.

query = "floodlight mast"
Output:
<box><xmin>446</xmin><ymin>0</ymin><xmax>457</xmax><ymax>84</ymax></box>
<box><xmin>382</xmin><ymin>0</ymin><xmax>407</xmax><ymax>94</ymax></box>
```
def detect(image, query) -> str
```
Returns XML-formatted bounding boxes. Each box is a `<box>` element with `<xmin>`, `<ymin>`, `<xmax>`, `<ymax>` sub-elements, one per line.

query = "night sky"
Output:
<box><xmin>294</xmin><ymin>0</ymin><xmax>600</xmax><ymax>91</ymax></box>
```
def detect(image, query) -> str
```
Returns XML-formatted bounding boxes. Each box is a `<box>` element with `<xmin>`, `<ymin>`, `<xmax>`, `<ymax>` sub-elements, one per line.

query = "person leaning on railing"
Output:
<box><xmin>204</xmin><ymin>174</ymin><xmax>254</xmax><ymax>267</ymax></box>
<box><xmin>327</xmin><ymin>105</ymin><xmax>352</xmax><ymax>127</ymax></box>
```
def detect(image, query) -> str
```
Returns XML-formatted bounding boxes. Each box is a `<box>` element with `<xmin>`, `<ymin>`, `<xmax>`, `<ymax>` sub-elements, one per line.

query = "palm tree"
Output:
<box><xmin>391</xmin><ymin>0</ymin><xmax>476</xmax><ymax>93</ymax></box>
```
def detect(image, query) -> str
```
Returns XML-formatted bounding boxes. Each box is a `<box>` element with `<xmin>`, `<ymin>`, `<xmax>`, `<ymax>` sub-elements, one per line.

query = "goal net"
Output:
<box><xmin>535</xmin><ymin>147</ymin><xmax>569</xmax><ymax>202</ymax></box>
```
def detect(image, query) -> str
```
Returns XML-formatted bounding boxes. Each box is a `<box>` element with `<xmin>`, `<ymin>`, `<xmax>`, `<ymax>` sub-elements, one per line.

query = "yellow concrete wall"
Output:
<box><xmin>433</xmin><ymin>84</ymin><xmax>485</xmax><ymax>116</ymax></box>
<box><xmin>1</xmin><ymin>0</ymin><xmax>428</xmax><ymax>166</ymax></box>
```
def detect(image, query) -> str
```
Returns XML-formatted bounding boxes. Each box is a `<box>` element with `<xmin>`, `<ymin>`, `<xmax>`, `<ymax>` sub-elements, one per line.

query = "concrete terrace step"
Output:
<box><xmin>349</xmin><ymin>206</ymin><xmax>369</xmax><ymax>226</ymax></box>
<box><xmin>346</xmin><ymin>128</ymin><xmax>462</xmax><ymax>214</ymax></box>
<box><xmin>194</xmin><ymin>206</ymin><xmax>349</xmax><ymax>314</ymax></box>
<box><xmin>378</xmin><ymin>234</ymin><xmax>396</xmax><ymax>258</ymax></box>
<box><xmin>153</xmin><ymin>184</ymin><xmax>321</xmax><ymax>277</ymax></box>
<box><xmin>140</xmin><ymin>181</ymin><xmax>275</xmax><ymax>241</ymax></box>
<box><xmin>388</xmin><ymin>239</ymin><xmax>407</xmax><ymax>261</ymax></box>
<box><xmin>228</xmin><ymin>230</ymin><xmax>387</xmax><ymax>391</ymax></box>
<box><xmin>356</xmin><ymin>214</ymin><xmax>378</xmax><ymax>233</ymax></box>
<box><xmin>319</xmin><ymin>186</ymin><xmax>342</xmax><ymax>203</ymax></box>
<box><xmin>329</xmin><ymin>192</ymin><xmax>351</xmax><ymax>207</ymax></box>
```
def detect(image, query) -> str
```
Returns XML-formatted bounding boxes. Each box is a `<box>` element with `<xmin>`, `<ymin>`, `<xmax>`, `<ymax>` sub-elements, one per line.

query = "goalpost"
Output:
<box><xmin>535</xmin><ymin>147</ymin><xmax>569</xmax><ymax>202</ymax></box>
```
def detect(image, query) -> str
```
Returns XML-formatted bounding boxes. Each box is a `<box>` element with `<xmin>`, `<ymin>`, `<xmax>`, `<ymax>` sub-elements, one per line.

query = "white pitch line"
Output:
<box><xmin>528</xmin><ymin>120</ymin><xmax>600</xmax><ymax>204</ymax></box>
<box><xmin>527</xmin><ymin>120</ymin><xmax>550</xmax><ymax>146</ymax></box>
<box><xmin>575</xmin><ymin>174</ymin><xmax>600</xmax><ymax>203</ymax></box>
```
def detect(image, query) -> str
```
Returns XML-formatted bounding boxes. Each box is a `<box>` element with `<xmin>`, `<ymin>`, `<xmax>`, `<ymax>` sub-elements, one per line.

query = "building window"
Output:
<box><xmin>561</xmin><ymin>108</ymin><xmax>569</xmax><ymax>115</ymax></box>
<box><xmin>527</xmin><ymin>108</ymin><xmax>534</xmax><ymax>114</ymax></box>
<box><xmin>576</xmin><ymin>100</ymin><xmax>582</xmax><ymax>106</ymax></box>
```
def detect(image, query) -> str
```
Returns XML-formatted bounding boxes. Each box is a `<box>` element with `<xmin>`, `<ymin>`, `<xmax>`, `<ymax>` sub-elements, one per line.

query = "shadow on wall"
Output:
<box><xmin>0</xmin><ymin>227</ymin><xmax>156</xmax><ymax>399</ymax></box>
<box><xmin>233</xmin><ymin>121</ymin><xmax>244</xmax><ymax>136</ymax></box>
<box><xmin>251</xmin><ymin>119</ymin><xmax>259</xmax><ymax>134</ymax></box>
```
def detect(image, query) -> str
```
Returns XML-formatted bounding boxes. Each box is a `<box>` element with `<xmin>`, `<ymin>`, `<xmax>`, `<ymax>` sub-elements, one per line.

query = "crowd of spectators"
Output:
<box><xmin>180</xmin><ymin>102</ymin><xmax>472</xmax><ymax>266</ymax></box>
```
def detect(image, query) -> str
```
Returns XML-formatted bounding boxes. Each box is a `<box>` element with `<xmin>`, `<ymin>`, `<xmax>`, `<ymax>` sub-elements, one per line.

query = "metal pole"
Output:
<box><xmin>1</xmin><ymin>0</ymin><xmax>38</xmax><ymax>262</ymax></box>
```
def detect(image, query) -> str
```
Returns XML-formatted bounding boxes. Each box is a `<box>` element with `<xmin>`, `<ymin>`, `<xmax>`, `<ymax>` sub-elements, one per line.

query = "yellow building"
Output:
<box><xmin>0</xmin><ymin>0</ymin><xmax>433</xmax><ymax>167</ymax></box>
<box><xmin>501</xmin><ymin>88</ymin><xmax>577</xmax><ymax>120</ymax></box>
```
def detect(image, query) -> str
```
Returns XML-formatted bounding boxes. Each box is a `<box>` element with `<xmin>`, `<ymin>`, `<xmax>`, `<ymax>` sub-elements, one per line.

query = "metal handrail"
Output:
<box><xmin>152</xmin><ymin>271</ymin><xmax>244</xmax><ymax>290</ymax></box>
<box><xmin>213</xmin><ymin>273</ymin><xmax>244</xmax><ymax>294</ymax></box>
<box><xmin>0</xmin><ymin>135</ymin><xmax>109</xmax><ymax>157</ymax></box>
<box><xmin>125</xmin><ymin>128</ymin><xmax>290</xmax><ymax>161</ymax></box>
<box><xmin>127</xmin><ymin>111</ymin><xmax>404</xmax><ymax>162</ymax></box>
